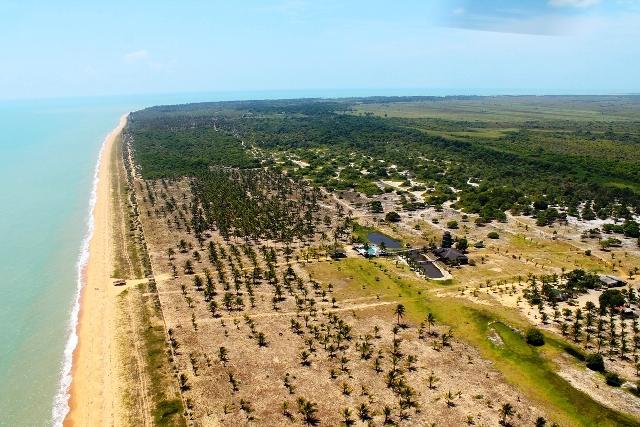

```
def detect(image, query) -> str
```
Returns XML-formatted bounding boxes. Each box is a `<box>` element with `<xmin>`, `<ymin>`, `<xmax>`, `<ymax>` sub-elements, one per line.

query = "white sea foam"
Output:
<box><xmin>50</xmin><ymin>132</ymin><xmax>107</xmax><ymax>427</ymax></box>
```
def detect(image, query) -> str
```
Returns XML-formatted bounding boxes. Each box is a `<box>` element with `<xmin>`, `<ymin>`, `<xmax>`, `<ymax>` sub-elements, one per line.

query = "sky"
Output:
<box><xmin>1</xmin><ymin>0</ymin><xmax>639</xmax><ymax>100</ymax></box>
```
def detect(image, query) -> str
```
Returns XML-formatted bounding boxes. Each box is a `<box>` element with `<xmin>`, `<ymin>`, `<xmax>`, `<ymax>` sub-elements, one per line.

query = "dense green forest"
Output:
<box><xmin>127</xmin><ymin>96</ymin><xmax>640</xmax><ymax>223</ymax></box>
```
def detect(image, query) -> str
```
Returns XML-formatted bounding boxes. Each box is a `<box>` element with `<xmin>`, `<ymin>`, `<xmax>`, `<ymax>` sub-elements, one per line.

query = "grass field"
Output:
<box><xmin>306</xmin><ymin>257</ymin><xmax>638</xmax><ymax>426</ymax></box>
<box><xmin>352</xmin><ymin>97</ymin><xmax>640</xmax><ymax>122</ymax></box>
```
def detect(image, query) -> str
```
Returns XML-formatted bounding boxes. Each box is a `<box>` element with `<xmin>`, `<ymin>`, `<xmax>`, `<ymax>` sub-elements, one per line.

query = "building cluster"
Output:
<box><xmin>433</xmin><ymin>231</ymin><xmax>468</xmax><ymax>265</ymax></box>
<box><xmin>353</xmin><ymin>243</ymin><xmax>387</xmax><ymax>258</ymax></box>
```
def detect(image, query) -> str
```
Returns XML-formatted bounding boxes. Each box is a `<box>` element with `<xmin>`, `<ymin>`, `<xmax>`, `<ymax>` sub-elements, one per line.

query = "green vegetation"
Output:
<box><xmin>127</xmin><ymin>123</ymin><xmax>258</xmax><ymax>179</ymax></box>
<box><xmin>126</xmin><ymin>96</ymin><xmax>640</xmax><ymax>426</ymax></box>
<box><xmin>605</xmin><ymin>372</ymin><xmax>623</xmax><ymax>387</ymax></box>
<box><xmin>310</xmin><ymin>258</ymin><xmax>637</xmax><ymax>426</ymax></box>
<box><xmin>153</xmin><ymin>399</ymin><xmax>183</xmax><ymax>425</ymax></box>
<box><xmin>111</xmin><ymin>134</ymin><xmax>144</xmax><ymax>279</ymax></box>
<box><xmin>525</xmin><ymin>328</ymin><xmax>545</xmax><ymax>346</ymax></box>
<box><xmin>599</xmin><ymin>289</ymin><xmax>625</xmax><ymax>310</ymax></box>
<box><xmin>191</xmin><ymin>167</ymin><xmax>328</xmax><ymax>242</ymax></box>
<box><xmin>139</xmin><ymin>282</ymin><xmax>186</xmax><ymax>427</ymax></box>
<box><xmin>585</xmin><ymin>353</ymin><xmax>605</xmax><ymax>372</ymax></box>
<box><xmin>128</xmin><ymin>96</ymin><xmax>640</xmax><ymax>224</ymax></box>
<box><xmin>385</xmin><ymin>211</ymin><xmax>400</xmax><ymax>222</ymax></box>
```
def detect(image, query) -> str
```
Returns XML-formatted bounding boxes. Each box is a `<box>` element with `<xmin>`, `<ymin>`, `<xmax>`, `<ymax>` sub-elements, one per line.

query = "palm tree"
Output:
<box><xmin>257</xmin><ymin>332</ymin><xmax>268</xmax><ymax>347</ymax></box>
<box><xmin>183</xmin><ymin>259</ymin><xmax>194</xmax><ymax>274</ymax></box>
<box><xmin>427</xmin><ymin>370</ymin><xmax>439</xmax><ymax>389</ymax></box>
<box><xmin>340</xmin><ymin>355</ymin><xmax>350</xmax><ymax>373</ymax></box>
<box><xmin>341</xmin><ymin>408</ymin><xmax>355</xmax><ymax>426</ymax></box>
<box><xmin>426</xmin><ymin>312</ymin><xmax>436</xmax><ymax>335</ymax></box>
<box><xmin>281</xmin><ymin>401</ymin><xmax>294</xmax><ymax>420</ymax></box>
<box><xmin>445</xmin><ymin>390</ymin><xmax>455</xmax><ymax>407</ymax></box>
<box><xmin>300</xmin><ymin>350</ymin><xmax>311</xmax><ymax>366</ymax></box>
<box><xmin>394</xmin><ymin>304</ymin><xmax>406</xmax><ymax>326</ymax></box>
<box><xmin>297</xmin><ymin>397</ymin><xmax>319</xmax><ymax>426</ymax></box>
<box><xmin>341</xmin><ymin>382</ymin><xmax>352</xmax><ymax>396</ymax></box>
<box><xmin>209</xmin><ymin>300</ymin><xmax>219</xmax><ymax>318</ymax></box>
<box><xmin>382</xmin><ymin>405</ymin><xmax>394</xmax><ymax>425</ymax></box>
<box><xmin>535</xmin><ymin>416</ymin><xmax>547</xmax><ymax>427</ymax></box>
<box><xmin>223</xmin><ymin>292</ymin><xmax>234</xmax><ymax>311</ymax></box>
<box><xmin>228</xmin><ymin>372</ymin><xmax>239</xmax><ymax>392</ymax></box>
<box><xmin>373</xmin><ymin>356</ymin><xmax>383</xmax><ymax>373</ymax></box>
<box><xmin>218</xmin><ymin>346</ymin><xmax>229</xmax><ymax>366</ymax></box>
<box><xmin>179</xmin><ymin>373</ymin><xmax>189</xmax><ymax>391</ymax></box>
<box><xmin>357</xmin><ymin>403</ymin><xmax>372</xmax><ymax>422</ymax></box>
<box><xmin>499</xmin><ymin>402</ymin><xmax>514</xmax><ymax>425</ymax></box>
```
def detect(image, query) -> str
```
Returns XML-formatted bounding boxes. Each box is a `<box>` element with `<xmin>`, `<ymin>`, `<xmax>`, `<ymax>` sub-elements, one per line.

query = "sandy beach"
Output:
<box><xmin>63</xmin><ymin>114</ymin><xmax>127</xmax><ymax>427</ymax></box>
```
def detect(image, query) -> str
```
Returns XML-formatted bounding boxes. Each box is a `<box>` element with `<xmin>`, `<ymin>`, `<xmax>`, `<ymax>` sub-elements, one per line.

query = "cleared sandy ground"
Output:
<box><xmin>64</xmin><ymin>114</ymin><xmax>127</xmax><ymax>427</ymax></box>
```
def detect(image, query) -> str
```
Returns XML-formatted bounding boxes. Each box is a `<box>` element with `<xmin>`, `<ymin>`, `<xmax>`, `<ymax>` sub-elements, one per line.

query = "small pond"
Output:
<box><xmin>367</xmin><ymin>232</ymin><xmax>401</xmax><ymax>248</ymax></box>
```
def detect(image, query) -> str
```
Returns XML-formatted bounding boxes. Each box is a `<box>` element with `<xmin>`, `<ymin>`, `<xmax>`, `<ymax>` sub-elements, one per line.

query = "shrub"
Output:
<box><xmin>585</xmin><ymin>353</ymin><xmax>605</xmax><ymax>372</ymax></box>
<box><xmin>623</xmin><ymin>220</ymin><xmax>639</xmax><ymax>238</ymax></box>
<box><xmin>487</xmin><ymin>231</ymin><xmax>499</xmax><ymax>239</ymax></box>
<box><xmin>605</xmin><ymin>371</ymin><xmax>623</xmax><ymax>387</ymax></box>
<box><xmin>455</xmin><ymin>238</ymin><xmax>468</xmax><ymax>252</ymax></box>
<box><xmin>599</xmin><ymin>289</ymin><xmax>625</xmax><ymax>310</ymax></box>
<box><xmin>369</xmin><ymin>200</ymin><xmax>383</xmax><ymax>213</ymax></box>
<box><xmin>533</xmin><ymin>199</ymin><xmax>549</xmax><ymax>210</ymax></box>
<box><xmin>385</xmin><ymin>211</ymin><xmax>401</xmax><ymax>222</ymax></box>
<box><xmin>563</xmin><ymin>345</ymin><xmax>585</xmax><ymax>361</ymax></box>
<box><xmin>154</xmin><ymin>399</ymin><xmax>183</xmax><ymax>424</ymax></box>
<box><xmin>525</xmin><ymin>328</ymin><xmax>545</xmax><ymax>346</ymax></box>
<box><xmin>446</xmin><ymin>220</ymin><xmax>459</xmax><ymax>229</ymax></box>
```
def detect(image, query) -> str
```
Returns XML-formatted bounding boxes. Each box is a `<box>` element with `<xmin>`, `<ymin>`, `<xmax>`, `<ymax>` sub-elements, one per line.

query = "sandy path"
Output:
<box><xmin>64</xmin><ymin>114</ymin><xmax>128</xmax><ymax>427</ymax></box>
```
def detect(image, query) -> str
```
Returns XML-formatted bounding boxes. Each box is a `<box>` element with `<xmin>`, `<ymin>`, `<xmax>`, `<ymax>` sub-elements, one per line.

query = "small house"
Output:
<box><xmin>598</xmin><ymin>275</ymin><xmax>626</xmax><ymax>288</ymax></box>
<box><xmin>433</xmin><ymin>247</ymin><xmax>468</xmax><ymax>265</ymax></box>
<box><xmin>548</xmin><ymin>288</ymin><xmax>568</xmax><ymax>302</ymax></box>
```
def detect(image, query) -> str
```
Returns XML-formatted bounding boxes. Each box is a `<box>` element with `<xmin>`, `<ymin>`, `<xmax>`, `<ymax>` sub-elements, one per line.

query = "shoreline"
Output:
<box><xmin>57</xmin><ymin>114</ymin><xmax>128</xmax><ymax>427</ymax></box>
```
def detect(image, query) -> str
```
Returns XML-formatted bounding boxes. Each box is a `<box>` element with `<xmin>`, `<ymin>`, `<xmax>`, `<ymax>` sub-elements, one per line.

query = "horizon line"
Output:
<box><xmin>1</xmin><ymin>87</ymin><xmax>640</xmax><ymax>104</ymax></box>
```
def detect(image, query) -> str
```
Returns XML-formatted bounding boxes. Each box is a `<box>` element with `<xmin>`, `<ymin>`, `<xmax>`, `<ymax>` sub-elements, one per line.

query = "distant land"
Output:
<box><xmin>67</xmin><ymin>95</ymin><xmax>640</xmax><ymax>426</ymax></box>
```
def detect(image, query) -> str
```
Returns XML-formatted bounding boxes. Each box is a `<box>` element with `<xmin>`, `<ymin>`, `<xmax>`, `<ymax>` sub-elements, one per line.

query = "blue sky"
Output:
<box><xmin>1</xmin><ymin>0</ymin><xmax>639</xmax><ymax>99</ymax></box>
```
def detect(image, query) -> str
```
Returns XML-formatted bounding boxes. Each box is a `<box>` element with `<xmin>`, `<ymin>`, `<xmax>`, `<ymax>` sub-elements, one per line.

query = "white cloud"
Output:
<box><xmin>123</xmin><ymin>49</ymin><xmax>150</xmax><ymax>62</ymax></box>
<box><xmin>549</xmin><ymin>0</ymin><xmax>600</xmax><ymax>8</ymax></box>
<box><xmin>452</xmin><ymin>7</ymin><xmax>465</xmax><ymax>16</ymax></box>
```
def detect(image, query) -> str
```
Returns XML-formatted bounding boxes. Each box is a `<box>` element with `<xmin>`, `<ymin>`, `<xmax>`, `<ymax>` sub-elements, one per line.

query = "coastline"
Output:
<box><xmin>58</xmin><ymin>114</ymin><xmax>128</xmax><ymax>427</ymax></box>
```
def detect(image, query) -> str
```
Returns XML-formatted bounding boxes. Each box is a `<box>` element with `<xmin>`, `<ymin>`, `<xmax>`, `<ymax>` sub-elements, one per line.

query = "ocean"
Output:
<box><xmin>0</xmin><ymin>87</ymin><xmax>592</xmax><ymax>426</ymax></box>
<box><xmin>0</xmin><ymin>97</ymin><xmax>136</xmax><ymax>426</ymax></box>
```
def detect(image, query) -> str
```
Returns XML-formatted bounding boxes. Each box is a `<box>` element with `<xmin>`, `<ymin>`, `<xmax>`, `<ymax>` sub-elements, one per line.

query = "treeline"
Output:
<box><xmin>128</xmin><ymin>96</ymin><xmax>640</xmax><ymax>220</ymax></box>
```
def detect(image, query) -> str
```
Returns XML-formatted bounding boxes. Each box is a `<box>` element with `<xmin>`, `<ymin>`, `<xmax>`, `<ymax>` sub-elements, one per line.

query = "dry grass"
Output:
<box><xmin>129</xmin><ymin>178</ymin><xmax>548</xmax><ymax>426</ymax></box>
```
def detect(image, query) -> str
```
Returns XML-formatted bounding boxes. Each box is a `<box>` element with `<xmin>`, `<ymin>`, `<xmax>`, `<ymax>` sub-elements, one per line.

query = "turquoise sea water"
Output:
<box><xmin>0</xmin><ymin>98</ymin><xmax>137</xmax><ymax>426</ymax></box>
<box><xmin>0</xmin><ymin>90</ymin><xmax>366</xmax><ymax>426</ymax></box>
<box><xmin>0</xmin><ymin>87</ymin><xmax>589</xmax><ymax>426</ymax></box>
